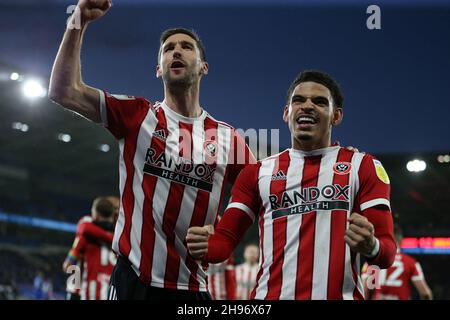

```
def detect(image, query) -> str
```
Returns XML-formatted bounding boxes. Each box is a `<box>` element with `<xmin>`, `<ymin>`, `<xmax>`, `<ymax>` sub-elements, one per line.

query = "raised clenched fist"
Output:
<box><xmin>76</xmin><ymin>0</ymin><xmax>113</xmax><ymax>23</ymax></box>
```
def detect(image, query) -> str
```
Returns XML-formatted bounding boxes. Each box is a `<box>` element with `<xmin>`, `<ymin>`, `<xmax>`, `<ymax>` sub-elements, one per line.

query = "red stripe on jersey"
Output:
<box><xmin>118</xmin><ymin>107</ymin><xmax>151</xmax><ymax>258</ymax></box>
<box><xmin>351</xmin><ymin>250</ymin><xmax>364</xmax><ymax>300</ymax></box>
<box><xmin>210</xmin><ymin>273</ymin><xmax>217</xmax><ymax>299</ymax></box>
<box><xmin>138</xmin><ymin>108</ymin><xmax>168</xmax><ymax>283</ymax></box>
<box><xmin>266</xmin><ymin>151</ymin><xmax>290</xmax><ymax>299</ymax></box>
<box><xmin>250</xmin><ymin>163</ymin><xmax>264</xmax><ymax>300</ymax></box>
<box><xmin>327</xmin><ymin>149</ymin><xmax>354</xmax><ymax>299</ymax></box>
<box><xmin>185</xmin><ymin>117</ymin><xmax>219</xmax><ymax>291</ymax></box>
<box><xmin>295</xmin><ymin>155</ymin><xmax>322</xmax><ymax>299</ymax></box>
<box><xmin>162</xmin><ymin>122</ymin><xmax>193</xmax><ymax>287</ymax></box>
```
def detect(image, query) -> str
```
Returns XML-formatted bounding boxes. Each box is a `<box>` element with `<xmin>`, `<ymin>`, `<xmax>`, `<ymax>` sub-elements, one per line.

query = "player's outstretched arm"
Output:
<box><xmin>79</xmin><ymin>222</ymin><xmax>114</xmax><ymax>245</ymax></box>
<box><xmin>49</xmin><ymin>0</ymin><xmax>112</xmax><ymax>122</ymax></box>
<box><xmin>413</xmin><ymin>278</ymin><xmax>433</xmax><ymax>300</ymax></box>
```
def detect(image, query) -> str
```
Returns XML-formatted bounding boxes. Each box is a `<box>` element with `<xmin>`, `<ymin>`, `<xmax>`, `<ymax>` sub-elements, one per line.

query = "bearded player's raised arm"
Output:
<box><xmin>49</xmin><ymin>0</ymin><xmax>113</xmax><ymax>123</ymax></box>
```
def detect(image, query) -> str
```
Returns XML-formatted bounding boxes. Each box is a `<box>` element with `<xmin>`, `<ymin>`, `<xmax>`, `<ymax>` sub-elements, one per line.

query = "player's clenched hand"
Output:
<box><xmin>62</xmin><ymin>259</ymin><xmax>72</xmax><ymax>273</ymax></box>
<box><xmin>77</xmin><ymin>0</ymin><xmax>113</xmax><ymax>23</ymax></box>
<box><xmin>186</xmin><ymin>225</ymin><xmax>214</xmax><ymax>260</ymax></box>
<box><xmin>344</xmin><ymin>213</ymin><xmax>376</xmax><ymax>256</ymax></box>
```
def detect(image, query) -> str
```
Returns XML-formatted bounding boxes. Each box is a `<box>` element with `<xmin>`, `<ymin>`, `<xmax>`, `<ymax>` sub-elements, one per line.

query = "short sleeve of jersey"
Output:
<box><xmin>411</xmin><ymin>259</ymin><xmax>425</xmax><ymax>281</ymax></box>
<box><xmin>98</xmin><ymin>90</ymin><xmax>153</xmax><ymax>140</ymax></box>
<box><xmin>70</xmin><ymin>217</ymin><xmax>91</xmax><ymax>258</ymax></box>
<box><xmin>356</xmin><ymin>154</ymin><xmax>391</xmax><ymax>211</ymax></box>
<box><xmin>225</xmin><ymin>163</ymin><xmax>261</xmax><ymax>222</ymax></box>
<box><xmin>226</xmin><ymin>130</ymin><xmax>257</xmax><ymax>184</ymax></box>
<box><xmin>70</xmin><ymin>234</ymin><xmax>87</xmax><ymax>259</ymax></box>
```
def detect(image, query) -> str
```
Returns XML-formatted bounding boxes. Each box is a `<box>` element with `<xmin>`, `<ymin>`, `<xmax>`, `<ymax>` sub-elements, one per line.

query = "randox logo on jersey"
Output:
<box><xmin>143</xmin><ymin>148</ymin><xmax>216</xmax><ymax>192</ymax></box>
<box><xmin>269</xmin><ymin>184</ymin><xmax>350</xmax><ymax>220</ymax></box>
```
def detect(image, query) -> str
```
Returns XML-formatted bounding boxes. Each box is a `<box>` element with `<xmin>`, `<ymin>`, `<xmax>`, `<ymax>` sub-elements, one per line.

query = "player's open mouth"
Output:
<box><xmin>170</xmin><ymin>60</ymin><xmax>186</xmax><ymax>69</ymax></box>
<box><xmin>296</xmin><ymin>115</ymin><xmax>317</xmax><ymax>125</ymax></box>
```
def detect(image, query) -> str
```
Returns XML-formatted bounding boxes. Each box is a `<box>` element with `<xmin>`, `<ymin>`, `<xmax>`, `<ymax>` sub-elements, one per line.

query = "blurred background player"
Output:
<box><xmin>362</xmin><ymin>225</ymin><xmax>433</xmax><ymax>300</ymax></box>
<box><xmin>33</xmin><ymin>271</ymin><xmax>54</xmax><ymax>300</ymax></box>
<box><xmin>206</xmin><ymin>215</ymin><xmax>236</xmax><ymax>300</ymax></box>
<box><xmin>63</xmin><ymin>197</ymin><xmax>118</xmax><ymax>300</ymax></box>
<box><xmin>235</xmin><ymin>243</ymin><xmax>259</xmax><ymax>300</ymax></box>
<box><xmin>207</xmin><ymin>258</ymin><xmax>236</xmax><ymax>300</ymax></box>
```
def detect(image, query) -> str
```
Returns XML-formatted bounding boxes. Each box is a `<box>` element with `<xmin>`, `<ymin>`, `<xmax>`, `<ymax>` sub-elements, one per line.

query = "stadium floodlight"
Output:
<box><xmin>22</xmin><ymin>79</ymin><xmax>47</xmax><ymax>99</ymax></box>
<box><xmin>10</xmin><ymin>72</ymin><xmax>20</xmax><ymax>81</ymax></box>
<box><xmin>11</xmin><ymin>122</ymin><xmax>29</xmax><ymax>132</ymax></box>
<box><xmin>20</xmin><ymin>124</ymin><xmax>29</xmax><ymax>132</ymax></box>
<box><xmin>99</xmin><ymin>144</ymin><xmax>110</xmax><ymax>152</ymax></box>
<box><xmin>57</xmin><ymin>133</ymin><xmax>71</xmax><ymax>143</ymax></box>
<box><xmin>406</xmin><ymin>159</ymin><xmax>427</xmax><ymax>173</ymax></box>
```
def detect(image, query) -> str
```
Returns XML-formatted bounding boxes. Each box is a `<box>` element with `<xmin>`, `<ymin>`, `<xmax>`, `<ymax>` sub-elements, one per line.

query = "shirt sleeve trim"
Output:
<box><xmin>97</xmin><ymin>89</ymin><xmax>108</xmax><ymax>127</ymax></box>
<box><xmin>360</xmin><ymin>198</ymin><xmax>391</xmax><ymax>211</ymax></box>
<box><xmin>226</xmin><ymin>202</ymin><xmax>255</xmax><ymax>222</ymax></box>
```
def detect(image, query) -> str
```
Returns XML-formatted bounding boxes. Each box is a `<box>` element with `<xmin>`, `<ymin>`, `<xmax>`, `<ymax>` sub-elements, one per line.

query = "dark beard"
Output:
<box><xmin>163</xmin><ymin>70</ymin><xmax>195</xmax><ymax>91</ymax></box>
<box><xmin>297</xmin><ymin>133</ymin><xmax>313</xmax><ymax>140</ymax></box>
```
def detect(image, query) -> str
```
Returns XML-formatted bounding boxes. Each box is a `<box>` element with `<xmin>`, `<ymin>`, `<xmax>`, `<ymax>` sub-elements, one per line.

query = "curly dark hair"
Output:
<box><xmin>286</xmin><ymin>70</ymin><xmax>344</xmax><ymax>108</ymax></box>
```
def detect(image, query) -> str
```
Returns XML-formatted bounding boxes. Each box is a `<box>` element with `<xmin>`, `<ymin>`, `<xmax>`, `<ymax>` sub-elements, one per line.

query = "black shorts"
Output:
<box><xmin>108</xmin><ymin>256</ymin><xmax>212</xmax><ymax>301</ymax></box>
<box><xmin>66</xmin><ymin>292</ymin><xmax>81</xmax><ymax>300</ymax></box>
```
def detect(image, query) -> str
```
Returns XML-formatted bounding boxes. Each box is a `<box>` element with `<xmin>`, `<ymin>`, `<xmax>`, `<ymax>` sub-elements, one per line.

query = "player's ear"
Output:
<box><xmin>156</xmin><ymin>65</ymin><xmax>162</xmax><ymax>78</ymax></box>
<box><xmin>201</xmin><ymin>61</ymin><xmax>209</xmax><ymax>76</ymax></box>
<box><xmin>332</xmin><ymin>107</ymin><xmax>343</xmax><ymax>126</ymax></box>
<box><xmin>283</xmin><ymin>105</ymin><xmax>289</xmax><ymax>123</ymax></box>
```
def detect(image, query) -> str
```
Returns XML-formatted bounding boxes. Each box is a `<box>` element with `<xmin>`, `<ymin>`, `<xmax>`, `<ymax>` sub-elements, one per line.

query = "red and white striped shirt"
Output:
<box><xmin>99</xmin><ymin>91</ymin><xmax>254</xmax><ymax>292</ymax></box>
<box><xmin>207</xmin><ymin>146</ymin><xmax>393</xmax><ymax>299</ymax></box>
<box><xmin>67</xmin><ymin>216</ymin><xmax>116</xmax><ymax>300</ymax></box>
<box><xmin>207</xmin><ymin>259</ymin><xmax>236</xmax><ymax>300</ymax></box>
<box><xmin>235</xmin><ymin>263</ymin><xmax>258</xmax><ymax>300</ymax></box>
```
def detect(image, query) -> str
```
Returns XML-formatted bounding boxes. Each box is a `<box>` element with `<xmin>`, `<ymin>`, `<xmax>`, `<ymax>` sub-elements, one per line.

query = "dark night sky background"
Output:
<box><xmin>1</xmin><ymin>0</ymin><xmax>449</xmax><ymax>154</ymax></box>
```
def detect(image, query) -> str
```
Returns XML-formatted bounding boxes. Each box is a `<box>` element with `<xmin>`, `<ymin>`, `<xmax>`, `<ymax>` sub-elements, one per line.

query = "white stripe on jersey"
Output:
<box><xmin>89</xmin><ymin>280</ymin><xmax>96</xmax><ymax>300</ymax></box>
<box><xmin>204</xmin><ymin>124</ymin><xmax>232</xmax><ymax>226</ymax></box>
<box><xmin>112</xmin><ymin>140</ymin><xmax>127</xmax><ymax>256</ymax></box>
<box><xmin>254</xmin><ymin>157</ymin><xmax>277</xmax><ymax>299</ymax></box>
<box><xmin>108</xmin><ymin>285</ymin><xmax>114</xmax><ymax>300</ymax></box>
<box><xmin>194</xmin><ymin>124</ymin><xmax>232</xmax><ymax>288</ymax></box>
<box><xmin>175</xmin><ymin>119</ymin><xmax>204</xmax><ymax>290</ymax></box>
<box><xmin>311</xmin><ymin>147</ymin><xmax>340</xmax><ymax>299</ymax></box>
<box><xmin>149</xmin><ymin>113</ymin><xmax>180</xmax><ymax>288</ymax></box>
<box><xmin>342</xmin><ymin>152</ymin><xmax>364</xmax><ymax>299</ymax></box>
<box><xmin>128</xmin><ymin>109</ymin><xmax>158</xmax><ymax>274</ymax></box>
<box><xmin>279</xmin><ymin>151</ymin><xmax>304</xmax><ymax>299</ymax></box>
